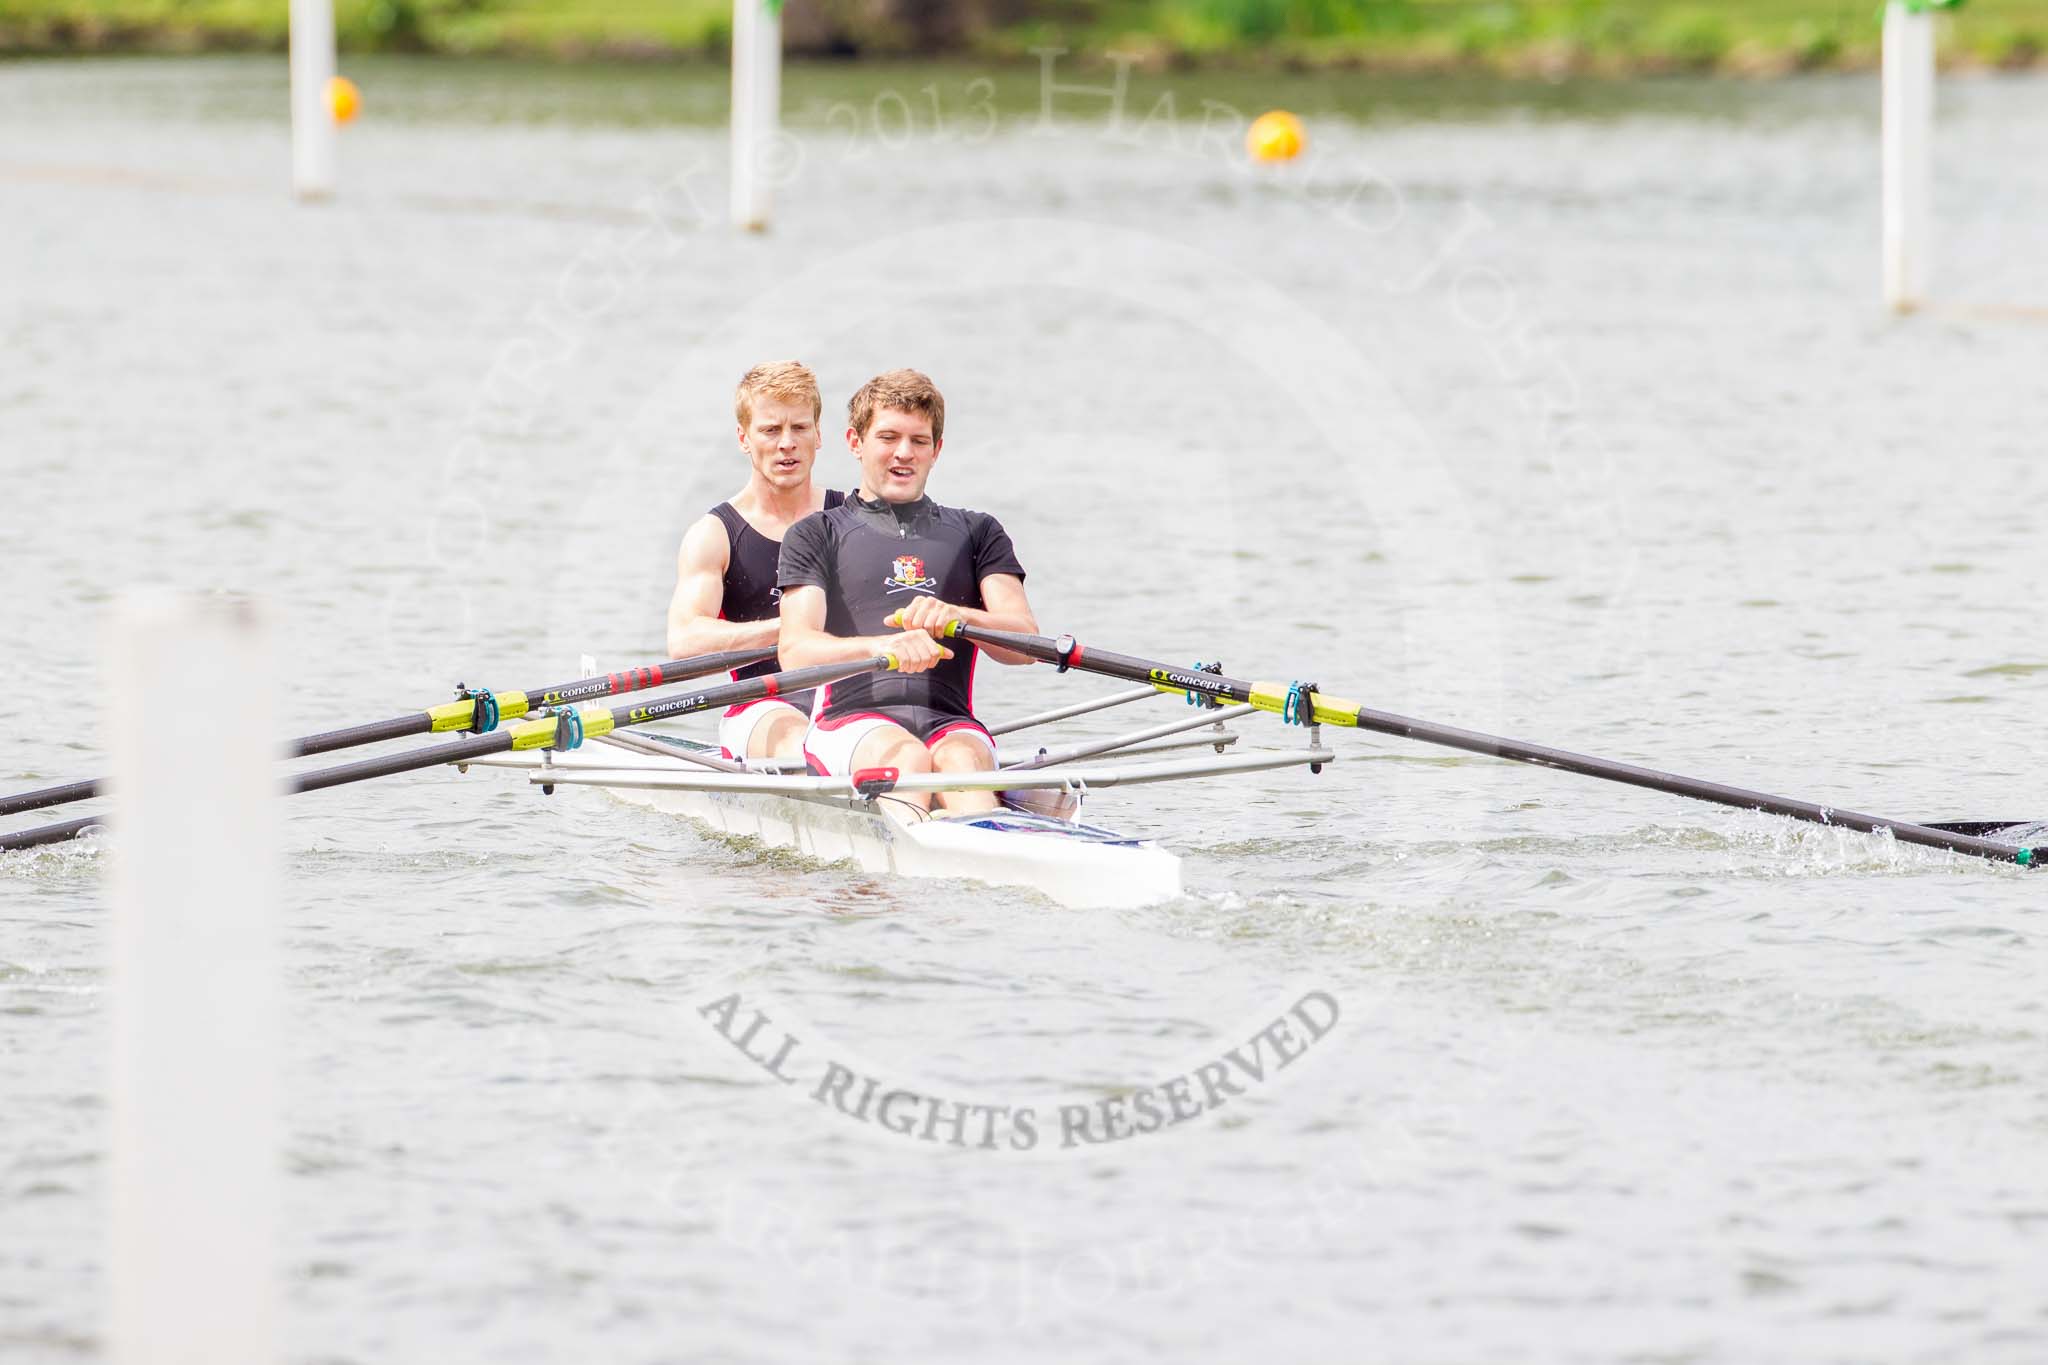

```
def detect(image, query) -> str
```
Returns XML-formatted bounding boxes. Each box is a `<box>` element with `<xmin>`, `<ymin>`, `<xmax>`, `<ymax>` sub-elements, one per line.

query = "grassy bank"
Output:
<box><xmin>1</xmin><ymin>0</ymin><xmax>2043</xmax><ymax>72</ymax></box>
<box><xmin>1038</xmin><ymin>0</ymin><xmax>2048</xmax><ymax>74</ymax></box>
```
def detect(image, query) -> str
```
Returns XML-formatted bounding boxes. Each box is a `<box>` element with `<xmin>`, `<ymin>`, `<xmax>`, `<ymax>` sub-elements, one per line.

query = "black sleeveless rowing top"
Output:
<box><xmin>710</xmin><ymin>489</ymin><xmax>845</xmax><ymax>683</ymax></box>
<box><xmin>776</xmin><ymin>492</ymin><xmax>1026</xmax><ymax>723</ymax></box>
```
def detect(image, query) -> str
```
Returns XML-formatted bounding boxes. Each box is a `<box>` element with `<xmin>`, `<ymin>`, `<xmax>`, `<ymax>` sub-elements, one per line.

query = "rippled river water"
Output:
<box><xmin>4</xmin><ymin>55</ymin><xmax>2047</xmax><ymax>1364</ymax></box>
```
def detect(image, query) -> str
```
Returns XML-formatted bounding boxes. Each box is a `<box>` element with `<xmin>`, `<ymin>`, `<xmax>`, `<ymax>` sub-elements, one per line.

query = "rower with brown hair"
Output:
<box><xmin>666</xmin><ymin>361</ymin><xmax>845</xmax><ymax>761</ymax></box>
<box><xmin>776</xmin><ymin>369</ymin><xmax>1039</xmax><ymax>813</ymax></box>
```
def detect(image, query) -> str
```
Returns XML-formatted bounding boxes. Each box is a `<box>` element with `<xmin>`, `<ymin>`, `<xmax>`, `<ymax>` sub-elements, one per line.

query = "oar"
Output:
<box><xmin>941</xmin><ymin>624</ymin><xmax>2043</xmax><ymax>869</ymax></box>
<box><xmin>0</xmin><ymin>647</ymin><xmax>772</xmax><ymax>819</ymax></box>
<box><xmin>1923</xmin><ymin>821</ymin><xmax>2039</xmax><ymax>839</ymax></box>
<box><xmin>0</xmin><ymin>656</ymin><xmax>892</xmax><ymax>852</ymax></box>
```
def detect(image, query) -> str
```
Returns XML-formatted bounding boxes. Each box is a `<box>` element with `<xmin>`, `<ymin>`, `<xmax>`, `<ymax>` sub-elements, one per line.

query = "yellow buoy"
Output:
<box><xmin>325</xmin><ymin>76</ymin><xmax>361</xmax><ymax>126</ymax></box>
<box><xmin>1247</xmin><ymin>109</ymin><xmax>1305</xmax><ymax>164</ymax></box>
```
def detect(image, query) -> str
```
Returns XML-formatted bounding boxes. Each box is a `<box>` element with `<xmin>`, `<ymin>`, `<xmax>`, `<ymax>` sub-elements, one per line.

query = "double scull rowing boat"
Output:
<box><xmin>462</xmin><ymin>660</ymin><xmax>1335</xmax><ymax>908</ymax></box>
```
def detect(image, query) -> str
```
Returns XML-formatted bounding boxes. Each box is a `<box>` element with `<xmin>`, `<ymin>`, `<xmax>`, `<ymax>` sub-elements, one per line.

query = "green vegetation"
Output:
<box><xmin>1</xmin><ymin>0</ymin><xmax>2043</xmax><ymax>72</ymax></box>
<box><xmin>0</xmin><ymin>0</ymin><xmax>734</xmax><ymax>55</ymax></box>
<box><xmin>1035</xmin><ymin>0</ymin><xmax>2048</xmax><ymax>72</ymax></box>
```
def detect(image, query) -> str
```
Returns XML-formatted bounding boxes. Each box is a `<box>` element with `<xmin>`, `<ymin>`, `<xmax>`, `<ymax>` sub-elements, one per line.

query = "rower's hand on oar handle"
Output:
<box><xmin>884</xmin><ymin>630</ymin><xmax>954</xmax><ymax>673</ymax></box>
<box><xmin>888</xmin><ymin>600</ymin><xmax>966</xmax><ymax>638</ymax></box>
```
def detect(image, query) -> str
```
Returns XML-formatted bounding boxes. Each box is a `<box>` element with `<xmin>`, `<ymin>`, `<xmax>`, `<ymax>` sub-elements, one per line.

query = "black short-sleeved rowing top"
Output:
<box><xmin>777</xmin><ymin>492</ymin><xmax>1026</xmax><ymax>723</ymax></box>
<box><xmin>708</xmin><ymin>489</ymin><xmax>845</xmax><ymax>685</ymax></box>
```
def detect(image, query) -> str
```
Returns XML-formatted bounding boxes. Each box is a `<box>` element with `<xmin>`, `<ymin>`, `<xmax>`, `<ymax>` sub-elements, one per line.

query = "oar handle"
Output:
<box><xmin>882</xmin><ymin>611</ymin><xmax>957</xmax><ymax>658</ymax></box>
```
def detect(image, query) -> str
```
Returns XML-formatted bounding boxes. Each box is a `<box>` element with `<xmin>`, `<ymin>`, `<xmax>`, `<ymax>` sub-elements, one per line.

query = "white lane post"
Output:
<box><xmin>1882</xmin><ymin>0</ymin><xmax>1934</xmax><ymax>312</ymax></box>
<box><xmin>107</xmin><ymin>593</ymin><xmax>280</xmax><ymax>1365</ymax></box>
<box><xmin>730</xmin><ymin>0</ymin><xmax>783</xmax><ymax>232</ymax></box>
<box><xmin>289</xmin><ymin>0</ymin><xmax>337</xmax><ymax>199</ymax></box>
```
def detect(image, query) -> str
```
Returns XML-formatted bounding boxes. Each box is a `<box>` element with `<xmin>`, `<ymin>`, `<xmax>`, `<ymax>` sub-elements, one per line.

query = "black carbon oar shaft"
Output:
<box><xmin>4</xmin><ymin>815</ymin><xmax>98</xmax><ymax>848</ymax></box>
<box><xmin>948</xmin><ymin>624</ymin><xmax>2043</xmax><ymax>869</ymax></box>
<box><xmin>287</xmin><ymin>647</ymin><xmax>771</xmax><ymax>757</ymax></box>
<box><xmin>287</xmin><ymin>655</ymin><xmax>889</xmax><ymax>793</ymax></box>
<box><xmin>0</xmin><ymin>779</ymin><xmax>96</xmax><ymax>818</ymax></box>
<box><xmin>1</xmin><ymin>656</ymin><xmax>889</xmax><ymax>851</ymax></box>
<box><xmin>0</xmin><ymin>648</ymin><xmax>772</xmax><ymax>819</ymax></box>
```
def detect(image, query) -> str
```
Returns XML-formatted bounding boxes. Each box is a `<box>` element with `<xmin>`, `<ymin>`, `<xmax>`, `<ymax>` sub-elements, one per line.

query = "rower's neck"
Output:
<box><xmin>747</xmin><ymin>479</ymin><xmax>817</xmax><ymax>522</ymax></box>
<box><xmin>852</xmin><ymin>489</ymin><xmax>931</xmax><ymax>521</ymax></box>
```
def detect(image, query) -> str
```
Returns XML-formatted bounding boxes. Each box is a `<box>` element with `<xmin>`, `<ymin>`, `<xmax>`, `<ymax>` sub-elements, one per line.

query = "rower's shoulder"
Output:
<box><xmin>934</xmin><ymin>501</ymin><xmax>1010</xmax><ymax>534</ymax></box>
<box><xmin>679</xmin><ymin>510</ymin><xmax>733</xmax><ymax>567</ymax></box>
<box><xmin>723</xmin><ymin>489</ymin><xmax>825</xmax><ymax>542</ymax></box>
<box><xmin>702</xmin><ymin>498</ymin><xmax>749</xmax><ymax>539</ymax></box>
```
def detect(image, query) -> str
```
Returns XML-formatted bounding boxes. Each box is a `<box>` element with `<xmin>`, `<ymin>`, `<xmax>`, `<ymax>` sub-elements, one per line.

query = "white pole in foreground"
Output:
<box><xmin>108</xmin><ymin>593</ymin><xmax>280</xmax><ymax>1365</ymax></box>
<box><xmin>289</xmin><ymin>0</ymin><xmax>337</xmax><ymax>199</ymax></box>
<box><xmin>730</xmin><ymin>0</ymin><xmax>783</xmax><ymax>232</ymax></box>
<box><xmin>1882</xmin><ymin>0</ymin><xmax>1934</xmax><ymax>312</ymax></box>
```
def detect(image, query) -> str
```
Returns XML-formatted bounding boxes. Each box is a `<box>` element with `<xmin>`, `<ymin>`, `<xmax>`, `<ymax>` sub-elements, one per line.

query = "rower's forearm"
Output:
<box><xmin>953</xmin><ymin>605</ymin><xmax>1038</xmax><ymax>664</ymax></box>
<box><xmin>668</xmin><ymin>616</ymin><xmax>778</xmax><ymax>660</ymax></box>
<box><xmin>953</xmin><ymin>604</ymin><xmax>1035</xmax><ymax>635</ymax></box>
<box><xmin>778</xmin><ymin>629</ymin><xmax>892</xmax><ymax>670</ymax></box>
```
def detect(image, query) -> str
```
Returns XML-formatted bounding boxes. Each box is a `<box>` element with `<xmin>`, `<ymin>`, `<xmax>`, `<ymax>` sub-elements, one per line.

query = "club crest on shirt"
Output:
<box><xmin>884</xmin><ymin>554</ymin><xmax>938</xmax><ymax>596</ymax></box>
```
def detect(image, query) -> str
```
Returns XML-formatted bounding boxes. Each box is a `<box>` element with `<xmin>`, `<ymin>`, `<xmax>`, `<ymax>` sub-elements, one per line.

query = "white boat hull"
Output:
<box><xmin>605</xmin><ymin>776</ymin><xmax>1183</xmax><ymax>909</ymax></box>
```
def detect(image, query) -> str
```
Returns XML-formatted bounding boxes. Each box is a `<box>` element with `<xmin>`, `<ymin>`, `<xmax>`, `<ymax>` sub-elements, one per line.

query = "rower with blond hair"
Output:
<box><xmin>666</xmin><ymin>360</ymin><xmax>845</xmax><ymax>761</ymax></box>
